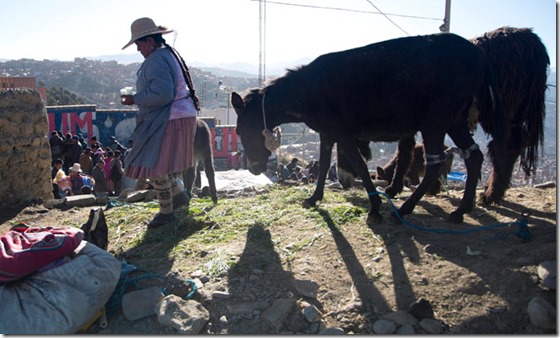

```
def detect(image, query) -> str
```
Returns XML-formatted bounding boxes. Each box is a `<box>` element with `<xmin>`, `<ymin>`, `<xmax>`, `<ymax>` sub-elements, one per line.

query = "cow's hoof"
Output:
<box><xmin>447</xmin><ymin>211</ymin><xmax>464</xmax><ymax>224</ymax></box>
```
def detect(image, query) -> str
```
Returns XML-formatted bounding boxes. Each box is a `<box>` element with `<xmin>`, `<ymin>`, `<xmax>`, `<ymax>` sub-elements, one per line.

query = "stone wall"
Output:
<box><xmin>0</xmin><ymin>88</ymin><xmax>53</xmax><ymax>207</ymax></box>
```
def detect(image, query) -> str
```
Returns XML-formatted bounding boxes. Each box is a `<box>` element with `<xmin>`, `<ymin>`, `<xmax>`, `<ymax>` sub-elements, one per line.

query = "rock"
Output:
<box><xmin>396</xmin><ymin>324</ymin><xmax>416</xmax><ymax>334</ymax></box>
<box><xmin>534</xmin><ymin>181</ymin><xmax>556</xmax><ymax>189</ymax></box>
<box><xmin>95</xmin><ymin>196</ymin><xmax>108</xmax><ymax>205</ymax></box>
<box><xmin>122</xmin><ymin>286</ymin><xmax>165</xmax><ymax>321</ymax></box>
<box><xmin>262</xmin><ymin>298</ymin><xmax>297</xmax><ymax>331</ymax></box>
<box><xmin>319</xmin><ymin>327</ymin><xmax>345</xmax><ymax>334</ymax></box>
<box><xmin>527</xmin><ymin>296</ymin><xmax>556</xmax><ymax>329</ymax></box>
<box><xmin>309</xmin><ymin>321</ymin><xmax>326</xmax><ymax>334</ymax></box>
<box><xmin>408</xmin><ymin>298</ymin><xmax>434</xmax><ymax>319</ymax></box>
<box><xmin>301</xmin><ymin>302</ymin><xmax>322</xmax><ymax>323</ymax></box>
<box><xmin>515</xmin><ymin>256</ymin><xmax>535</xmax><ymax>265</ymax></box>
<box><xmin>211</xmin><ymin>291</ymin><xmax>231</xmax><ymax>299</ymax></box>
<box><xmin>218</xmin><ymin>315</ymin><xmax>228</xmax><ymax>328</ymax></box>
<box><xmin>165</xmin><ymin>278</ymin><xmax>199</xmax><ymax>298</ymax></box>
<box><xmin>419</xmin><ymin>318</ymin><xmax>443</xmax><ymax>334</ymax></box>
<box><xmin>192</xmin><ymin>278</ymin><xmax>204</xmax><ymax>290</ymax></box>
<box><xmin>44</xmin><ymin>199</ymin><xmax>64</xmax><ymax>208</ymax></box>
<box><xmin>373</xmin><ymin>319</ymin><xmax>396</xmax><ymax>334</ymax></box>
<box><xmin>381</xmin><ymin>310</ymin><xmax>419</xmax><ymax>326</ymax></box>
<box><xmin>117</xmin><ymin>188</ymin><xmax>132</xmax><ymax>200</ymax></box>
<box><xmin>155</xmin><ymin>295</ymin><xmax>210</xmax><ymax>334</ymax></box>
<box><xmin>538</xmin><ymin>261</ymin><xmax>557</xmax><ymax>290</ymax></box>
<box><xmin>293</xmin><ymin>279</ymin><xmax>319</xmax><ymax>298</ymax></box>
<box><xmin>64</xmin><ymin>194</ymin><xmax>96</xmax><ymax>207</ymax></box>
<box><xmin>124</xmin><ymin>189</ymin><xmax>157</xmax><ymax>203</ymax></box>
<box><xmin>191</xmin><ymin>270</ymin><xmax>204</xmax><ymax>278</ymax></box>
<box><xmin>228</xmin><ymin>301</ymin><xmax>269</xmax><ymax>315</ymax></box>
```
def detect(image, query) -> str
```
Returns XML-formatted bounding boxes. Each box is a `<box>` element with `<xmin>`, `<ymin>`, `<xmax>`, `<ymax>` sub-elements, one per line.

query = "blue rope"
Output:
<box><xmin>106</xmin><ymin>260</ymin><xmax>199</xmax><ymax>316</ymax></box>
<box><xmin>368</xmin><ymin>190</ymin><xmax>531</xmax><ymax>242</ymax></box>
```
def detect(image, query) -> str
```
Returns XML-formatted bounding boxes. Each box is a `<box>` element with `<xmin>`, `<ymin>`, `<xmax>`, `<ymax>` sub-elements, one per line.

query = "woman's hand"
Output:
<box><xmin>120</xmin><ymin>95</ymin><xmax>135</xmax><ymax>105</ymax></box>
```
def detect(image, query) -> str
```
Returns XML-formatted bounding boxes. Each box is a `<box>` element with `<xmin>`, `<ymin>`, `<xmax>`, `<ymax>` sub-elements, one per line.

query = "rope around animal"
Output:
<box><xmin>368</xmin><ymin>190</ymin><xmax>531</xmax><ymax>242</ymax></box>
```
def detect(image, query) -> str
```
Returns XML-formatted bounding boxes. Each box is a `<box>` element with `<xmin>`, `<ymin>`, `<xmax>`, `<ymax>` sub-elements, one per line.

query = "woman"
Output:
<box><xmin>121</xmin><ymin>17</ymin><xmax>198</xmax><ymax>228</ymax></box>
<box><xmin>103</xmin><ymin>150</ymin><xmax>114</xmax><ymax>195</ymax></box>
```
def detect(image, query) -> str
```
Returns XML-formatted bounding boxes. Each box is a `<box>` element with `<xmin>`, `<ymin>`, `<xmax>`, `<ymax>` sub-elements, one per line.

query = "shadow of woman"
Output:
<box><xmin>225</xmin><ymin>223</ymin><xmax>309</xmax><ymax>334</ymax></box>
<box><xmin>117</xmin><ymin>206</ymin><xmax>204</xmax><ymax>276</ymax></box>
<box><xmin>105</xmin><ymin>205</ymin><xmax>211</xmax><ymax>322</ymax></box>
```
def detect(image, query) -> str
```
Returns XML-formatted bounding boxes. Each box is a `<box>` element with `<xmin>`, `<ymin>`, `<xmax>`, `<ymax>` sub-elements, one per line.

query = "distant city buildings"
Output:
<box><xmin>0</xmin><ymin>76</ymin><xmax>47</xmax><ymax>101</ymax></box>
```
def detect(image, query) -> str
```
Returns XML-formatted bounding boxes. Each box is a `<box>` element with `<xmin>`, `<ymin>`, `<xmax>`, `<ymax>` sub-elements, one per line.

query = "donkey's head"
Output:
<box><xmin>232</xmin><ymin>90</ymin><xmax>274</xmax><ymax>175</ymax></box>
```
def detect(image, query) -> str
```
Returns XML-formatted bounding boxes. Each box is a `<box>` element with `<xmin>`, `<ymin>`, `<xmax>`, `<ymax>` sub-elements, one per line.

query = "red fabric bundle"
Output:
<box><xmin>0</xmin><ymin>223</ymin><xmax>84</xmax><ymax>283</ymax></box>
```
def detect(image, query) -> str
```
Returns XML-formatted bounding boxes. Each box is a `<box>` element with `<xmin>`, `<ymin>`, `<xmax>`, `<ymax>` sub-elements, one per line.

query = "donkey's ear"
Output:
<box><xmin>376</xmin><ymin>167</ymin><xmax>387</xmax><ymax>180</ymax></box>
<box><xmin>231</xmin><ymin>92</ymin><xmax>244</xmax><ymax>114</ymax></box>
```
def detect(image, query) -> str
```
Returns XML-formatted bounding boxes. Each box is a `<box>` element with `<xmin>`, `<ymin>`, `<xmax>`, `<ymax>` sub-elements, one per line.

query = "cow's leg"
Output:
<box><xmin>446</xmin><ymin>124</ymin><xmax>483</xmax><ymax>223</ymax></box>
<box><xmin>303</xmin><ymin>135</ymin><xmax>333</xmax><ymax>207</ymax></box>
<box><xmin>384</xmin><ymin>137</ymin><xmax>415</xmax><ymax>198</ymax></box>
<box><xmin>398</xmin><ymin>134</ymin><xmax>445</xmax><ymax>219</ymax></box>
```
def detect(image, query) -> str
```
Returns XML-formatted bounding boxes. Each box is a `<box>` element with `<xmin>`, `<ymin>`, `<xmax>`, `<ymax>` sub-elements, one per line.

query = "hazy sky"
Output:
<box><xmin>0</xmin><ymin>0</ymin><xmax>556</xmax><ymax>70</ymax></box>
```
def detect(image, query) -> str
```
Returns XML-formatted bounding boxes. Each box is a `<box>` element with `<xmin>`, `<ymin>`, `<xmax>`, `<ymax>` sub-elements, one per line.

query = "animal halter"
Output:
<box><xmin>261</xmin><ymin>90</ymin><xmax>281</xmax><ymax>152</ymax></box>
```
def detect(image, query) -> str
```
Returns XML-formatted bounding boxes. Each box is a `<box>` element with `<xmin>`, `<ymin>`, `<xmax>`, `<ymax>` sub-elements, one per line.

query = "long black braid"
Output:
<box><xmin>162</xmin><ymin>41</ymin><xmax>201</xmax><ymax>111</ymax></box>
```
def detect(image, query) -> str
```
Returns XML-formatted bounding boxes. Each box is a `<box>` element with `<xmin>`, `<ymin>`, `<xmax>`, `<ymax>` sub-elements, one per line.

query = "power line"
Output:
<box><xmin>249</xmin><ymin>0</ymin><xmax>441</xmax><ymax>21</ymax></box>
<box><xmin>364</xmin><ymin>0</ymin><xmax>409</xmax><ymax>36</ymax></box>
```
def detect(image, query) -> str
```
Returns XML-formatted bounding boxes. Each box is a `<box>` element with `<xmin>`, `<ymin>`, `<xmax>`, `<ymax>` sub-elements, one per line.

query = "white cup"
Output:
<box><xmin>120</xmin><ymin>87</ymin><xmax>134</xmax><ymax>95</ymax></box>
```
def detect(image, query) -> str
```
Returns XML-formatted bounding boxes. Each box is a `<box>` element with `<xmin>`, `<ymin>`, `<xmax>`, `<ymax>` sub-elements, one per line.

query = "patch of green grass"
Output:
<box><xmin>104</xmin><ymin>185</ymin><xmax>377</xmax><ymax>269</ymax></box>
<box><xmin>326</xmin><ymin>204</ymin><xmax>365</xmax><ymax>224</ymax></box>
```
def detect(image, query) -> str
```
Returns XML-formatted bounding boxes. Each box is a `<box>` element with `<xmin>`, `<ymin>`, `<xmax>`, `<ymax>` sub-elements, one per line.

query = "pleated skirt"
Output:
<box><xmin>126</xmin><ymin>116</ymin><xmax>196</xmax><ymax>179</ymax></box>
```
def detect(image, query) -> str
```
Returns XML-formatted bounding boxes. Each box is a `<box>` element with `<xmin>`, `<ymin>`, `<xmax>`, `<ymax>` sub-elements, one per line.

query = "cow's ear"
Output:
<box><xmin>231</xmin><ymin>92</ymin><xmax>244</xmax><ymax>114</ymax></box>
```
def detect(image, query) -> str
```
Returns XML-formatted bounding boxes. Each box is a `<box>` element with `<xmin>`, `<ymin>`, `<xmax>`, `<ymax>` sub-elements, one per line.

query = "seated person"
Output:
<box><xmin>51</xmin><ymin>158</ymin><xmax>66</xmax><ymax>199</ymax></box>
<box><xmin>62</xmin><ymin>163</ymin><xmax>95</xmax><ymax>196</ymax></box>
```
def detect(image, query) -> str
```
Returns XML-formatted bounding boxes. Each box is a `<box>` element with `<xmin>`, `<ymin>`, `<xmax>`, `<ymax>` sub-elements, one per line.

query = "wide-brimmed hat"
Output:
<box><xmin>70</xmin><ymin>163</ymin><xmax>82</xmax><ymax>173</ymax></box>
<box><xmin>122</xmin><ymin>17</ymin><xmax>173</xmax><ymax>50</ymax></box>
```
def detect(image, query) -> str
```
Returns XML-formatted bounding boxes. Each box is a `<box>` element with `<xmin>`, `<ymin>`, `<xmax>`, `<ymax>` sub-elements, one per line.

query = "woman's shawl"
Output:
<box><xmin>124</xmin><ymin>48</ymin><xmax>178</xmax><ymax>170</ymax></box>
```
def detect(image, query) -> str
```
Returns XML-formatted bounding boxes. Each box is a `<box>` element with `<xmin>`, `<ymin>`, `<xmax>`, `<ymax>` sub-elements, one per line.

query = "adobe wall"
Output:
<box><xmin>0</xmin><ymin>88</ymin><xmax>52</xmax><ymax>207</ymax></box>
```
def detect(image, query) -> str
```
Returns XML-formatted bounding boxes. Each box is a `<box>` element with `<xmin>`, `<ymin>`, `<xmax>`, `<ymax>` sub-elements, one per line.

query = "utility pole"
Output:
<box><xmin>258</xmin><ymin>0</ymin><xmax>266</xmax><ymax>87</ymax></box>
<box><xmin>439</xmin><ymin>0</ymin><xmax>451</xmax><ymax>33</ymax></box>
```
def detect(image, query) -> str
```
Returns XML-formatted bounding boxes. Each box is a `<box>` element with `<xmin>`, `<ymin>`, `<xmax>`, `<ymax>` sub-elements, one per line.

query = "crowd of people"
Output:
<box><xmin>274</xmin><ymin>157</ymin><xmax>338</xmax><ymax>185</ymax></box>
<box><xmin>49</xmin><ymin>130</ymin><xmax>130</xmax><ymax>199</ymax></box>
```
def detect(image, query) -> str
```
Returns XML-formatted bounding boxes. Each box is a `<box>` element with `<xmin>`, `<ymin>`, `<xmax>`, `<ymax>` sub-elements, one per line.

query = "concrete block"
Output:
<box><xmin>64</xmin><ymin>194</ymin><xmax>97</xmax><ymax>207</ymax></box>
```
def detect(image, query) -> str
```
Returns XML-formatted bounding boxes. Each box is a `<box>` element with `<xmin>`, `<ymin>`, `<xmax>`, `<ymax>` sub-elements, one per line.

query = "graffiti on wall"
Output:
<box><xmin>47</xmin><ymin>105</ymin><xmax>137</xmax><ymax>147</ymax></box>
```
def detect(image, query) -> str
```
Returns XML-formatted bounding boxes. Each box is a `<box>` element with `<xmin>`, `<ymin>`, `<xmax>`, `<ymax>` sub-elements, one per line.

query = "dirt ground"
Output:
<box><xmin>1</xmin><ymin>184</ymin><xmax>556</xmax><ymax>334</ymax></box>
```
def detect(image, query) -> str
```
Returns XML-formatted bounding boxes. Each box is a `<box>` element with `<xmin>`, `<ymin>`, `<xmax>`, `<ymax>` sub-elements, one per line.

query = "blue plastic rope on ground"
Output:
<box><xmin>368</xmin><ymin>190</ymin><xmax>531</xmax><ymax>242</ymax></box>
<box><xmin>106</xmin><ymin>261</ymin><xmax>199</xmax><ymax>317</ymax></box>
